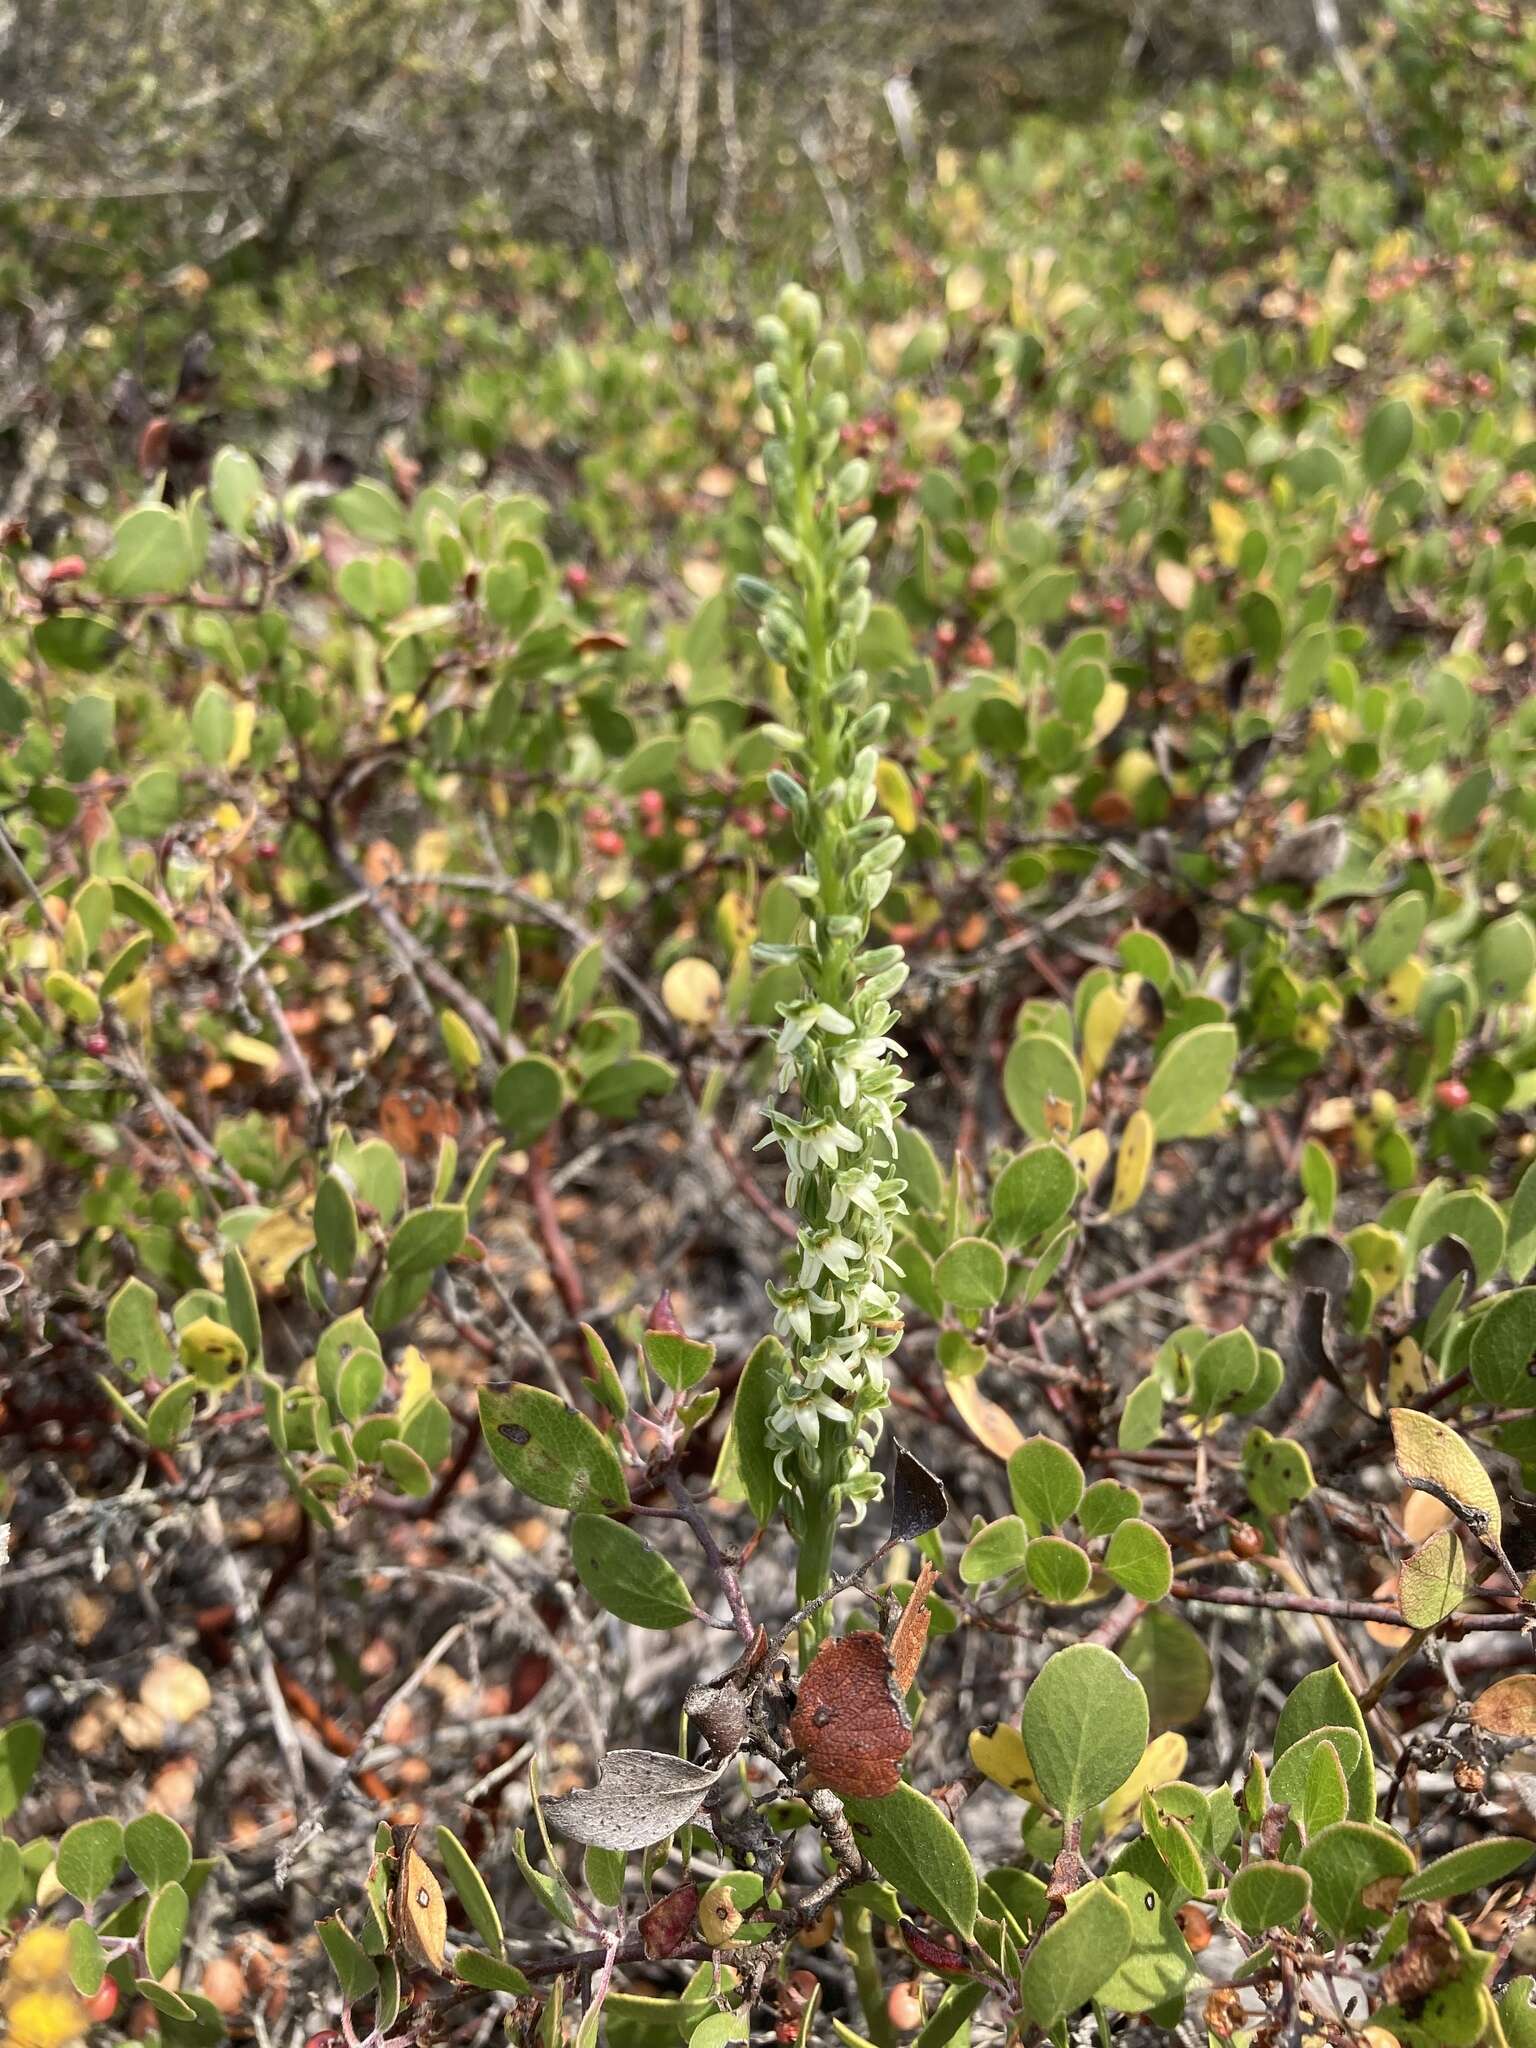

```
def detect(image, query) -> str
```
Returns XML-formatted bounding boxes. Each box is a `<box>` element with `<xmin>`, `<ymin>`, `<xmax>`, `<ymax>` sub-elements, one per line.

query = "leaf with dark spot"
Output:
<box><xmin>543</xmin><ymin>1750</ymin><xmax>736</xmax><ymax>1852</ymax></box>
<box><xmin>479</xmin><ymin>1384</ymin><xmax>629</xmax><ymax>1513</ymax></box>
<box><xmin>791</xmin><ymin>1633</ymin><xmax>912</xmax><ymax>1799</ymax></box>
<box><xmin>890</xmin><ymin>1442</ymin><xmax>947</xmax><ymax>1544</ymax></box>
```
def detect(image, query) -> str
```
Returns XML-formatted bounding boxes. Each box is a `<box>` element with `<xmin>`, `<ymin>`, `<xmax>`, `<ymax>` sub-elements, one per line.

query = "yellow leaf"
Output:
<box><xmin>1090</xmin><ymin>680</ymin><xmax>1128</xmax><ymax>744</ymax></box>
<box><xmin>1379</xmin><ymin>957</ymin><xmax>1425</xmax><ymax>1019</ymax></box>
<box><xmin>945</xmin><ymin>1372</ymin><xmax>1025</xmax><ymax>1460</ymax></box>
<box><xmin>715</xmin><ymin>889</ymin><xmax>756</xmax><ymax>954</ymax></box>
<box><xmin>1098</xmin><ymin>1732</ymin><xmax>1189</xmax><ymax>1840</ymax></box>
<box><xmin>945</xmin><ymin>262</ymin><xmax>986</xmax><ymax>315</ymax></box>
<box><xmin>223</xmin><ymin>1031</ymin><xmax>281</xmax><ymax>1071</ymax></box>
<box><xmin>1108</xmin><ymin>1110</ymin><xmax>1155</xmax><ymax>1218</ymax></box>
<box><xmin>439</xmin><ymin>1006</ymin><xmax>482</xmax><ymax>1075</ymax></box>
<box><xmin>397</xmin><ymin>1344</ymin><xmax>432</xmax><ymax>1417</ymax></box>
<box><xmin>662</xmin><ymin>957</ymin><xmax>723</xmax><ymax>1028</ymax></box>
<box><xmin>875</xmin><ymin>758</ymin><xmax>918</xmax><ymax>835</ymax></box>
<box><xmin>1386</xmin><ymin>1336</ymin><xmax>1431</xmax><ymax>1406</ymax></box>
<box><xmin>246</xmin><ymin>1210</ymin><xmax>318</xmax><ymax>1293</ymax></box>
<box><xmin>1081</xmin><ymin>984</ymin><xmax>1129</xmax><ymax>1088</ymax></box>
<box><xmin>227</xmin><ymin>700</ymin><xmax>256</xmax><ymax>770</ymax></box>
<box><xmin>1068</xmin><ymin>1128</ymin><xmax>1109</xmax><ymax>1190</ymax></box>
<box><xmin>413</xmin><ymin>829</ymin><xmax>452</xmax><ymax>875</ymax></box>
<box><xmin>179</xmin><ymin>1314</ymin><xmax>247</xmax><ymax>1388</ymax></box>
<box><xmin>1210</xmin><ymin>501</ymin><xmax>1247</xmax><ymax>569</ymax></box>
<box><xmin>1390</xmin><ymin>1408</ymin><xmax>1501</xmax><ymax>1541</ymax></box>
<box><xmin>969</xmin><ymin>1722</ymin><xmax>1042</xmax><ymax>1803</ymax></box>
<box><xmin>1154</xmin><ymin>559</ymin><xmax>1196</xmax><ymax>611</ymax></box>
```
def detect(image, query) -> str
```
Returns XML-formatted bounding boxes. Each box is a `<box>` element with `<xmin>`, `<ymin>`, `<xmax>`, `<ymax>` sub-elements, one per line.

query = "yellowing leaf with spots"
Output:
<box><xmin>970</xmin><ymin>1722</ymin><xmax>1043</xmax><ymax>1804</ymax></box>
<box><xmin>1379</xmin><ymin>957</ymin><xmax>1425</xmax><ymax>1019</ymax></box>
<box><xmin>1081</xmin><ymin>984</ymin><xmax>1129</xmax><ymax>1089</ymax></box>
<box><xmin>1387</xmin><ymin>1337</ymin><xmax>1432</xmax><ymax>1405</ymax></box>
<box><xmin>1068</xmin><ymin>1128</ymin><xmax>1109</xmax><ymax>1191</ymax></box>
<box><xmin>1390</xmin><ymin>1408</ymin><xmax>1501</xmax><ymax>1542</ymax></box>
<box><xmin>1108</xmin><ymin>1110</ymin><xmax>1155</xmax><ymax>1218</ymax></box>
<box><xmin>179</xmin><ymin>1315</ymin><xmax>247</xmax><ymax>1389</ymax></box>
<box><xmin>246</xmin><ymin>1210</ymin><xmax>318</xmax><ymax>1293</ymax></box>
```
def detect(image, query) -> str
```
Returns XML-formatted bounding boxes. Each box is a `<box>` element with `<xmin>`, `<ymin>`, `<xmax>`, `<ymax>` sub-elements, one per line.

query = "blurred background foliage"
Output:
<box><xmin>2</xmin><ymin>0</ymin><xmax>1382</xmax><ymax>495</ymax></box>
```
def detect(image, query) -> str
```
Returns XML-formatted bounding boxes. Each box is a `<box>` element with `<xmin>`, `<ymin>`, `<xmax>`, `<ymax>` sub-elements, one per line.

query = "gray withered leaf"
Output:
<box><xmin>1414</xmin><ymin>1235</ymin><xmax>1475</xmax><ymax>1325</ymax></box>
<box><xmin>889</xmin><ymin>1442</ymin><xmax>947</xmax><ymax>1545</ymax></box>
<box><xmin>544</xmin><ymin>1749</ymin><xmax>737</xmax><ymax>1852</ymax></box>
<box><xmin>1295</xmin><ymin>1291</ymin><xmax>1336</xmax><ymax>1377</ymax></box>
<box><xmin>1289</xmin><ymin>1236</ymin><xmax>1353</xmax><ymax>1315</ymax></box>
<box><xmin>1261</xmin><ymin>817</ymin><xmax>1347</xmax><ymax>887</ymax></box>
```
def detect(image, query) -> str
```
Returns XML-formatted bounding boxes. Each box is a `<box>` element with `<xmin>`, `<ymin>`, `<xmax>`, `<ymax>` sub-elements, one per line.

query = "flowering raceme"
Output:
<box><xmin>741</xmin><ymin>285</ymin><xmax>911</xmax><ymax>1596</ymax></box>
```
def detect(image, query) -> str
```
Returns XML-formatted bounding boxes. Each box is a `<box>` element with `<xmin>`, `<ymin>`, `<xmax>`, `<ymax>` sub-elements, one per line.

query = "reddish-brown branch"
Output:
<box><xmin>528</xmin><ymin>1136</ymin><xmax>585</xmax><ymax>1317</ymax></box>
<box><xmin>1168</xmin><ymin>1578</ymin><xmax>1527</xmax><ymax>1631</ymax></box>
<box><xmin>1083</xmin><ymin>1203</ymin><xmax>1293</xmax><ymax>1310</ymax></box>
<box><xmin>275</xmin><ymin>1668</ymin><xmax>394</xmax><ymax>1804</ymax></box>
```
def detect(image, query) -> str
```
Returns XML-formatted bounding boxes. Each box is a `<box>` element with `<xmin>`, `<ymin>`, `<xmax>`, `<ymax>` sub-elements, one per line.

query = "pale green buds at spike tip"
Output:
<box><xmin>748</xmin><ymin>289</ymin><xmax>910</xmax><ymax>1597</ymax></box>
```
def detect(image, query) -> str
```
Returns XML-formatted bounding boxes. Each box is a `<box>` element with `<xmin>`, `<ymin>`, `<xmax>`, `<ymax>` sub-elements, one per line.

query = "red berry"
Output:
<box><xmin>84</xmin><ymin>1032</ymin><xmax>109</xmax><ymax>1057</ymax></box>
<box><xmin>564</xmin><ymin>564</ymin><xmax>590</xmax><ymax>596</ymax></box>
<box><xmin>591</xmin><ymin>829</ymin><xmax>624</xmax><ymax>858</ymax></box>
<box><xmin>86</xmin><ymin>1981</ymin><xmax>120</xmax><ymax>2022</ymax></box>
<box><xmin>637</xmin><ymin>789</ymin><xmax>664</xmax><ymax>819</ymax></box>
<box><xmin>46</xmin><ymin>555</ymin><xmax>88</xmax><ymax>585</ymax></box>
<box><xmin>1436</xmin><ymin>1080</ymin><xmax>1470</xmax><ymax>1110</ymax></box>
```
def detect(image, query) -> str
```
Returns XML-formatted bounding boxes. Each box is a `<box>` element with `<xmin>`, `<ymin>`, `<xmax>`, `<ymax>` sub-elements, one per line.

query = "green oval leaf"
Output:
<box><xmin>57</xmin><ymin>1816</ymin><xmax>125</xmax><ymax>1903</ymax></box>
<box><xmin>124</xmin><ymin>1814</ymin><xmax>192</xmax><ymax>1890</ymax></box>
<box><xmin>570</xmin><ymin>1514</ymin><xmax>695</xmax><ymax>1629</ymax></box>
<box><xmin>933</xmin><ymin>1236</ymin><xmax>1006</xmax><ymax>1312</ymax></box>
<box><xmin>991</xmin><ymin>1144</ymin><xmax>1077</xmax><ymax>1248</ymax></box>
<box><xmin>437</xmin><ymin>1824</ymin><xmax>506</xmax><ymax>1956</ymax></box>
<box><xmin>1227</xmin><ymin>1860</ymin><xmax>1311</xmax><ymax>1936</ymax></box>
<box><xmin>386</xmin><ymin>1203</ymin><xmax>468</xmax><ymax>1278</ymax></box>
<box><xmin>842</xmin><ymin>1783</ymin><xmax>977</xmax><ymax>1938</ymax></box>
<box><xmin>1143</xmin><ymin>1024</ymin><xmax>1237</xmax><ymax>1140</ymax></box>
<box><xmin>1008</xmin><ymin>1435</ymin><xmax>1084</xmax><ymax>1531</ymax></box>
<box><xmin>144</xmin><ymin>1880</ymin><xmax>189</xmax><ymax>1980</ymax></box>
<box><xmin>1018</xmin><ymin>1878</ymin><xmax>1132</xmax><ymax>2028</ymax></box>
<box><xmin>1021</xmin><ymin>1644</ymin><xmax>1149</xmax><ymax>1821</ymax></box>
<box><xmin>493</xmin><ymin>1055</ymin><xmax>566</xmax><ymax>1145</ymax></box>
<box><xmin>1104</xmin><ymin>1519</ymin><xmax>1174</xmax><ymax>1603</ymax></box>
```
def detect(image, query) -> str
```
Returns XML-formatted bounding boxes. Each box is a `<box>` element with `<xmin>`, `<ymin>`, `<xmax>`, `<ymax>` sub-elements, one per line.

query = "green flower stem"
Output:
<box><xmin>742</xmin><ymin>284</ymin><xmax>911</xmax><ymax>1600</ymax></box>
<box><xmin>845</xmin><ymin>1899</ymin><xmax>895</xmax><ymax>2048</ymax></box>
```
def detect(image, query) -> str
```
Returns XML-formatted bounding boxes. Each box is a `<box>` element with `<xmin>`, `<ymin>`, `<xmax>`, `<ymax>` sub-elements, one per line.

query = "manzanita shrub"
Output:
<box><xmin>5</xmin><ymin>8</ymin><xmax>1536</xmax><ymax>2047</ymax></box>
